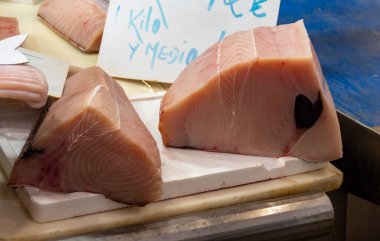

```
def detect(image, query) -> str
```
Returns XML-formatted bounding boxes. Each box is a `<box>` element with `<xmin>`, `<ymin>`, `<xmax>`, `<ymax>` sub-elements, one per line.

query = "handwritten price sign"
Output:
<box><xmin>98</xmin><ymin>0</ymin><xmax>281</xmax><ymax>83</ymax></box>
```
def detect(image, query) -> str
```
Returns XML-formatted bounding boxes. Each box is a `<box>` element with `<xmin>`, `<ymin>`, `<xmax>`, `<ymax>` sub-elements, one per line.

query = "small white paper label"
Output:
<box><xmin>98</xmin><ymin>0</ymin><xmax>281</xmax><ymax>83</ymax></box>
<box><xmin>0</xmin><ymin>34</ymin><xmax>28</xmax><ymax>65</ymax></box>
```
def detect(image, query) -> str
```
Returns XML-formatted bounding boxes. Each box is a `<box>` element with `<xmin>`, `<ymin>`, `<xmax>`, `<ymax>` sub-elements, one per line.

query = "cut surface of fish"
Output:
<box><xmin>0</xmin><ymin>17</ymin><xmax>20</xmax><ymax>40</ymax></box>
<box><xmin>8</xmin><ymin>67</ymin><xmax>163</xmax><ymax>205</ymax></box>
<box><xmin>38</xmin><ymin>0</ymin><xmax>108</xmax><ymax>52</ymax></box>
<box><xmin>159</xmin><ymin>20</ymin><xmax>342</xmax><ymax>162</ymax></box>
<box><xmin>0</xmin><ymin>65</ymin><xmax>48</xmax><ymax>108</ymax></box>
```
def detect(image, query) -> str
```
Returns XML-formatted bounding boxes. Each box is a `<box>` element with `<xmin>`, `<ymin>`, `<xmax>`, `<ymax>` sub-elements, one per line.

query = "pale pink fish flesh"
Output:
<box><xmin>159</xmin><ymin>20</ymin><xmax>342</xmax><ymax>162</ymax></box>
<box><xmin>0</xmin><ymin>65</ymin><xmax>48</xmax><ymax>109</ymax></box>
<box><xmin>0</xmin><ymin>17</ymin><xmax>20</xmax><ymax>40</ymax></box>
<box><xmin>8</xmin><ymin>67</ymin><xmax>163</xmax><ymax>205</ymax></box>
<box><xmin>38</xmin><ymin>0</ymin><xmax>108</xmax><ymax>52</ymax></box>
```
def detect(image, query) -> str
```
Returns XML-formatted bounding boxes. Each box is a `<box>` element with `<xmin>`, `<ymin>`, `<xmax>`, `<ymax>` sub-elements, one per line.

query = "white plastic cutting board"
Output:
<box><xmin>0</xmin><ymin>92</ymin><xmax>326</xmax><ymax>222</ymax></box>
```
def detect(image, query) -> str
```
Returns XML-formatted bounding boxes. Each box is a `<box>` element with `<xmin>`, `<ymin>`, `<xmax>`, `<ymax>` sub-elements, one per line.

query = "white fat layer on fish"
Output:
<box><xmin>86</xmin><ymin>85</ymin><xmax>103</xmax><ymax>105</ymax></box>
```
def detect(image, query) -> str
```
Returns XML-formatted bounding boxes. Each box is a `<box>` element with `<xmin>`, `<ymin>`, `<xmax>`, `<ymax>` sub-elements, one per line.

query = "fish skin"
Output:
<box><xmin>8</xmin><ymin>67</ymin><xmax>163</xmax><ymax>205</ymax></box>
<box><xmin>0</xmin><ymin>65</ymin><xmax>48</xmax><ymax>108</ymax></box>
<box><xmin>38</xmin><ymin>0</ymin><xmax>108</xmax><ymax>52</ymax></box>
<box><xmin>0</xmin><ymin>17</ymin><xmax>20</xmax><ymax>40</ymax></box>
<box><xmin>159</xmin><ymin>20</ymin><xmax>342</xmax><ymax>162</ymax></box>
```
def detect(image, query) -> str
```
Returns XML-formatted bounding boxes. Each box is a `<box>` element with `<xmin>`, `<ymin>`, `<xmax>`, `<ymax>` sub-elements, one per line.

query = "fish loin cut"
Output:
<box><xmin>159</xmin><ymin>20</ymin><xmax>342</xmax><ymax>162</ymax></box>
<box><xmin>0</xmin><ymin>17</ymin><xmax>20</xmax><ymax>40</ymax></box>
<box><xmin>0</xmin><ymin>65</ymin><xmax>48</xmax><ymax>108</ymax></box>
<box><xmin>8</xmin><ymin>67</ymin><xmax>163</xmax><ymax>205</ymax></box>
<box><xmin>38</xmin><ymin>0</ymin><xmax>108</xmax><ymax>52</ymax></box>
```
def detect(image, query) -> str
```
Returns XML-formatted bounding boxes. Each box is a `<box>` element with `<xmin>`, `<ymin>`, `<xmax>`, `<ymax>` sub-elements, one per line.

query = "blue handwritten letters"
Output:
<box><xmin>208</xmin><ymin>0</ymin><xmax>243</xmax><ymax>18</ymax></box>
<box><xmin>125</xmin><ymin>0</ymin><xmax>199</xmax><ymax>69</ymax></box>
<box><xmin>98</xmin><ymin>0</ymin><xmax>280</xmax><ymax>83</ymax></box>
<box><xmin>126</xmin><ymin>0</ymin><xmax>270</xmax><ymax>69</ymax></box>
<box><xmin>208</xmin><ymin>0</ymin><xmax>268</xmax><ymax>18</ymax></box>
<box><xmin>251</xmin><ymin>0</ymin><xmax>268</xmax><ymax>18</ymax></box>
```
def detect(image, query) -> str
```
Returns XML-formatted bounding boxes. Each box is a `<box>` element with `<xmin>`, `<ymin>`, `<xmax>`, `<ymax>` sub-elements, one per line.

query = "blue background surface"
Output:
<box><xmin>278</xmin><ymin>0</ymin><xmax>380</xmax><ymax>127</ymax></box>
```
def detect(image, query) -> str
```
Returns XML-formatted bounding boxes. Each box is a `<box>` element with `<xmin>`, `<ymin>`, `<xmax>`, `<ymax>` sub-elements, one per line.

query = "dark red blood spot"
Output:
<box><xmin>34</xmin><ymin>156</ymin><xmax>62</xmax><ymax>188</ymax></box>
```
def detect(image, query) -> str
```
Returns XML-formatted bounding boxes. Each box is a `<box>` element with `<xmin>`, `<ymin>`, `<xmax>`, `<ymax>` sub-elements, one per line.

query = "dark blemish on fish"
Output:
<box><xmin>295</xmin><ymin>92</ymin><xmax>323</xmax><ymax>129</ymax></box>
<box><xmin>22</xmin><ymin>148</ymin><xmax>44</xmax><ymax>158</ymax></box>
<box><xmin>19</xmin><ymin>98</ymin><xmax>53</xmax><ymax>159</ymax></box>
<box><xmin>35</xmin><ymin>161</ymin><xmax>61</xmax><ymax>188</ymax></box>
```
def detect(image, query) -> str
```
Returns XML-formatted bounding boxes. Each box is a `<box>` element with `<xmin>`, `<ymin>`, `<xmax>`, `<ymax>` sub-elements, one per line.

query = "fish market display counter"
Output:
<box><xmin>59</xmin><ymin>193</ymin><xmax>334</xmax><ymax>241</ymax></box>
<box><xmin>0</xmin><ymin>2</ymin><xmax>345</xmax><ymax>241</ymax></box>
<box><xmin>0</xmin><ymin>161</ymin><xmax>342</xmax><ymax>241</ymax></box>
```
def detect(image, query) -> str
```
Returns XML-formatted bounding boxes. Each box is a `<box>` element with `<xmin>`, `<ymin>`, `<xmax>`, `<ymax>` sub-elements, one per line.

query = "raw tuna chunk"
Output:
<box><xmin>0</xmin><ymin>17</ymin><xmax>20</xmax><ymax>40</ymax></box>
<box><xmin>159</xmin><ymin>20</ymin><xmax>342</xmax><ymax>162</ymax></box>
<box><xmin>9</xmin><ymin>67</ymin><xmax>163</xmax><ymax>205</ymax></box>
<box><xmin>0</xmin><ymin>65</ymin><xmax>48</xmax><ymax>108</ymax></box>
<box><xmin>38</xmin><ymin>0</ymin><xmax>108</xmax><ymax>52</ymax></box>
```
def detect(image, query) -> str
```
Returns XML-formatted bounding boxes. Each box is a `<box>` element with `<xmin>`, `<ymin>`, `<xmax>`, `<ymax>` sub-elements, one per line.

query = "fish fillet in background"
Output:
<box><xmin>0</xmin><ymin>17</ymin><xmax>20</xmax><ymax>40</ymax></box>
<box><xmin>0</xmin><ymin>65</ymin><xmax>48</xmax><ymax>108</ymax></box>
<box><xmin>159</xmin><ymin>20</ymin><xmax>342</xmax><ymax>162</ymax></box>
<box><xmin>38</xmin><ymin>0</ymin><xmax>108</xmax><ymax>52</ymax></box>
<box><xmin>8</xmin><ymin>67</ymin><xmax>163</xmax><ymax>205</ymax></box>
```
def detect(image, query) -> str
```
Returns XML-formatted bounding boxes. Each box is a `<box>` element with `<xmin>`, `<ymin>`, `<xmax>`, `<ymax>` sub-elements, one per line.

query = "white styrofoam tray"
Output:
<box><xmin>0</xmin><ymin>92</ymin><xmax>326</xmax><ymax>222</ymax></box>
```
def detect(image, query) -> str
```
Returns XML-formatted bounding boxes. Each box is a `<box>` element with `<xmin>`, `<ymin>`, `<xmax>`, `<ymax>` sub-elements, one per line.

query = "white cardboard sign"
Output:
<box><xmin>0</xmin><ymin>34</ymin><xmax>28</xmax><ymax>65</ymax></box>
<box><xmin>98</xmin><ymin>0</ymin><xmax>281</xmax><ymax>83</ymax></box>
